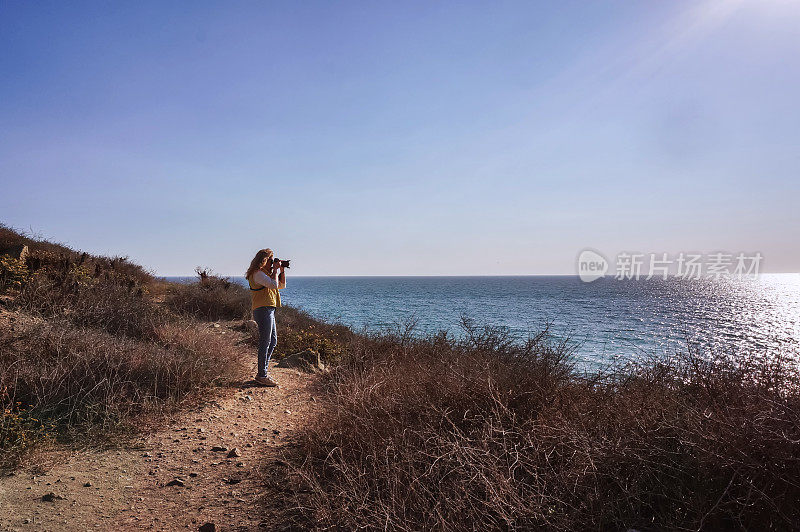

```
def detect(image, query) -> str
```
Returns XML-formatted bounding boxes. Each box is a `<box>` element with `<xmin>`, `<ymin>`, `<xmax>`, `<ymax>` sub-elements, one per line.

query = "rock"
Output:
<box><xmin>83</xmin><ymin>482</ymin><xmax>92</xmax><ymax>487</ymax></box>
<box><xmin>165</xmin><ymin>478</ymin><xmax>185</xmax><ymax>487</ymax></box>
<box><xmin>41</xmin><ymin>492</ymin><xmax>64</xmax><ymax>502</ymax></box>
<box><xmin>210</xmin><ymin>446</ymin><xmax>228</xmax><ymax>452</ymax></box>
<box><xmin>199</xmin><ymin>523</ymin><xmax>216</xmax><ymax>532</ymax></box>
<box><xmin>189</xmin><ymin>472</ymin><xmax>199</xmax><ymax>478</ymax></box>
<box><xmin>276</xmin><ymin>349</ymin><xmax>325</xmax><ymax>373</ymax></box>
<box><xmin>222</xmin><ymin>477</ymin><xmax>241</xmax><ymax>485</ymax></box>
<box><xmin>0</xmin><ymin>244</ymin><xmax>28</xmax><ymax>261</ymax></box>
<box><xmin>284</xmin><ymin>409</ymin><xmax>291</xmax><ymax>415</ymax></box>
<box><xmin>227</xmin><ymin>448</ymin><xmax>241</xmax><ymax>458</ymax></box>
<box><xmin>244</xmin><ymin>320</ymin><xmax>258</xmax><ymax>338</ymax></box>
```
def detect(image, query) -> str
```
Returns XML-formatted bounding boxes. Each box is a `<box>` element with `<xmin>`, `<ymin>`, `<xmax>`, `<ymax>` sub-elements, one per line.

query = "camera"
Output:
<box><xmin>271</xmin><ymin>258</ymin><xmax>291</xmax><ymax>269</ymax></box>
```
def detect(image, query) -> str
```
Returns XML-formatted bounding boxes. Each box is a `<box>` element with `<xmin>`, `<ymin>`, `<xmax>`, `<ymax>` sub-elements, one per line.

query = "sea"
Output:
<box><xmin>165</xmin><ymin>274</ymin><xmax>800</xmax><ymax>368</ymax></box>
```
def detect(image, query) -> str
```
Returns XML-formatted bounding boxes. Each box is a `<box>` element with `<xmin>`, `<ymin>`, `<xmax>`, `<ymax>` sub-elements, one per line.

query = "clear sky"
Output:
<box><xmin>1</xmin><ymin>1</ymin><xmax>799</xmax><ymax>275</ymax></box>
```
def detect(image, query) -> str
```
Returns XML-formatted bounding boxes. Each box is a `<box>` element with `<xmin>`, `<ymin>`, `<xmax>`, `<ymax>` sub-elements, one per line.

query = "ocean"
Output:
<box><xmin>166</xmin><ymin>274</ymin><xmax>800</xmax><ymax>367</ymax></box>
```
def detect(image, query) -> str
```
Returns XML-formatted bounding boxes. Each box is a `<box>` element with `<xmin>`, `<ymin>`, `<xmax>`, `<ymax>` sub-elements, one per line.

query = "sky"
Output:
<box><xmin>1</xmin><ymin>0</ymin><xmax>799</xmax><ymax>276</ymax></box>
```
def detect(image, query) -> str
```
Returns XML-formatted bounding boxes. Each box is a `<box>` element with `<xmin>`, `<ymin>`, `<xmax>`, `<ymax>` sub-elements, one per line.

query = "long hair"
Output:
<box><xmin>245</xmin><ymin>248</ymin><xmax>273</xmax><ymax>280</ymax></box>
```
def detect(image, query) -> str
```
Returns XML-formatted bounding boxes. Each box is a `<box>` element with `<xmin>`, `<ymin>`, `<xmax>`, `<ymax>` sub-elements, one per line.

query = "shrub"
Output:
<box><xmin>0</xmin><ymin>256</ymin><xmax>29</xmax><ymax>292</ymax></box>
<box><xmin>243</xmin><ymin>305</ymin><xmax>353</xmax><ymax>361</ymax></box>
<box><xmin>287</xmin><ymin>324</ymin><xmax>800</xmax><ymax>531</ymax></box>
<box><xmin>0</xmin><ymin>318</ymin><xmax>242</xmax><ymax>462</ymax></box>
<box><xmin>14</xmin><ymin>266</ymin><xmax>165</xmax><ymax>340</ymax></box>
<box><xmin>0</xmin><ymin>223</ymin><xmax>154</xmax><ymax>287</ymax></box>
<box><xmin>0</xmin><ymin>224</ymin><xmax>75</xmax><ymax>258</ymax></box>
<box><xmin>164</xmin><ymin>268</ymin><xmax>250</xmax><ymax>321</ymax></box>
<box><xmin>0</xmin><ymin>226</ymin><xmax>245</xmax><ymax>466</ymax></box>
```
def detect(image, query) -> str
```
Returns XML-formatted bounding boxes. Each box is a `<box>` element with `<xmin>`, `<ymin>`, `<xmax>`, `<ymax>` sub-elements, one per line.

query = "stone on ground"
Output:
<box><xmin>276</xmin><ymin>349</ymin><xmax>325</xmax><ymax>373</ymax></box>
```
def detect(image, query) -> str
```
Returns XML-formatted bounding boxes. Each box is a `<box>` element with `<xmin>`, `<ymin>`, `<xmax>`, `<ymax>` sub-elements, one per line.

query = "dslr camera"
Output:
<box><xmin>270</xmin><ymin>257</ymin><xmax>291</xmax><ymax>269</ymax></box>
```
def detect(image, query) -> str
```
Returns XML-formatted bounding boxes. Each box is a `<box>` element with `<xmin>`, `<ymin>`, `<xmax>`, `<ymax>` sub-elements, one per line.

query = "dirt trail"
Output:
<box><xmin>0</xmin><ymin>324</ymin><xmax>316</xmax><ymax>531</ymax></box>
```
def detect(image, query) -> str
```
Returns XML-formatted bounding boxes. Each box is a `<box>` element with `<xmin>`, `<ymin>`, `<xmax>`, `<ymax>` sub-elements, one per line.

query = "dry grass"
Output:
<box><xmin>286</xmin><ymin>321</ymin><xmax>800</xmax><ymax>531</ymax></box>
<box><xmin>0</xmin><ymin>320</ymin><xmax>240</xmax><ymax>450</ymax></box>
<box><xmin>164</xmin><ymin>268</ymin><xmax>250</xmax><ymax>322</ymax></box>
<box><xmin>259</xmin><ymin>305</ymin><xmax>354</xmax><ymax>361</ymax></box>
<box><xmin>0</xmin><ymin>223</ymin><xmax>154</xmax><ymax>287</ymax></box>
<box><xmin>0</xmin><ymin>227</ymin><xmax>244</xmax><ymax>466</ymax></box>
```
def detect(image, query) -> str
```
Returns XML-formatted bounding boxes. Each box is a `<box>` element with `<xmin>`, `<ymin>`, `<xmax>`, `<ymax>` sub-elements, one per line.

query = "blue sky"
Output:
<box><xmin>1</xmin><ymin>1</ymin><xmax>799</xmax><ymax>275</ymax></box>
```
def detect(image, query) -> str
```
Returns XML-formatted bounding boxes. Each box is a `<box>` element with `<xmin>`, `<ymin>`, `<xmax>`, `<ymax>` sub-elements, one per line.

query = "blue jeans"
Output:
<box><xmin>253</xmin><ymin>306</ymin><xmax>277</xmax><ymax>378</ymax></box>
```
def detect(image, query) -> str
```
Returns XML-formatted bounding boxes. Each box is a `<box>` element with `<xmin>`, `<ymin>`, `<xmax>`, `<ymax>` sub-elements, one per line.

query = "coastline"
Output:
<box><xmin>169</xmin><ymin>273</ymin><xmax>800</xmax><ymax>368</ymax></box>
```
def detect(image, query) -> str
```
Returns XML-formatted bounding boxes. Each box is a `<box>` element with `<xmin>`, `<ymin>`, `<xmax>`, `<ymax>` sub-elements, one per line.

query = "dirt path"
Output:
<box><xmin>0</xmin><ymin>324</ymin><xmax>317</xmax><ymax>531</ymax></box>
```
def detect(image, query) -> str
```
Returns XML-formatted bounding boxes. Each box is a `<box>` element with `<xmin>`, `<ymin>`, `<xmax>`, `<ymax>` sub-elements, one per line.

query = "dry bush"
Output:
<box><xmin>7</xmin><ymin>224</ymin><xmax>161</xmax><ymax>341</ymax></box>
<box><xmin>0</xmin><ymin>223</ymin><xmax>153</xmax><ymax>287</ymax></box>
<box><xmin>0</xmin><ymin>226</ymin><xmax>244</xmax><ymax>465</ymax></box>
<box><xmin>16</xmin><ymin>271</ymin><xmax>166</xmax><ymax>340</ymax></box>
<box><xmin>0</xmin><ymin>318</ymin><xmax>242</xmax><ymax>460</ymax></box>
<box><xmin>164</xmin><ymin>268</ymin><xmax>250</xmax><ymax>321</ymax></box>
<box><xmin>0</xmin><ymin>224</ymin><xmax>77</xmax><ymax>258</ymax></box>
<box><xmin>287</xmin><ymin>322</ymin><xmax>800</xmax><ymax>531</ymax></box>
<box><xmin>242</xmin><ymin>305</ymin><xmax>354</xmax><ymax>361</ymax></box>
<box><xmin>0</xmin><ymin>256</ymin><xmax>29</xmax><ymax>291</ymax></box>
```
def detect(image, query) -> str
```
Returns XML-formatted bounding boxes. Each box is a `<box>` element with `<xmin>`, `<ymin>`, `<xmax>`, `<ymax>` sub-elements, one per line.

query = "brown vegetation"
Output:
<box><xmin>287</xmin><ymin>321</ymin><xmax>800</xmax><ymax>531</ymax></box>
<box><xmin>164</xmin><ymin>267</ymin><xmax>250</xmax><ymax>322</ymax></box>
<box><xmin>0</xmin><ymin>226</ymin><xmax>243</xmax><ymax>465</ymax></box>
<box><xmin>260</xmin><ymin>305</ymin><xmax>353</xmax><ymax>361</ymax></box>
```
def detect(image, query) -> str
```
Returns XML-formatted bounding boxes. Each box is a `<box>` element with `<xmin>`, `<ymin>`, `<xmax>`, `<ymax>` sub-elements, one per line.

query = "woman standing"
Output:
<box><xmin>245</xmin><ymin>248</ymin><xmax>286</xmax><ymax>387</ymax></box>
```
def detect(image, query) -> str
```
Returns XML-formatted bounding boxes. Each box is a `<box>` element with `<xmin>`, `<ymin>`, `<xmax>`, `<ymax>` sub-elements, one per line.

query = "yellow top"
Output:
<box><xmin>248</xmin><ymin>272</ymin><xmax>282</xmax><ymax>310</ymax></box>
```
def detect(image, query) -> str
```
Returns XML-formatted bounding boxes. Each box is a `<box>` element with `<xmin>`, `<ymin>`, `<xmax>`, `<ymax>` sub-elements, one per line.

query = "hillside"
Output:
<box><xmin>0</xmin><ymin>224</ymin><xmax>347</xmax><ymax>530</ymax></box>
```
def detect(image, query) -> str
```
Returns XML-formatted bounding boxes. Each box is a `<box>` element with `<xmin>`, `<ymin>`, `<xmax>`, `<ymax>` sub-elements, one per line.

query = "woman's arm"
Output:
<box><xmin>278</xmin><ymin>268</ymin><xmax>286</xmax><ymax>289</ymax></box>
<box><xmin>253</xmin><ymin>269</ymin><xmax>279</xmax><ymax>289</ymax></box>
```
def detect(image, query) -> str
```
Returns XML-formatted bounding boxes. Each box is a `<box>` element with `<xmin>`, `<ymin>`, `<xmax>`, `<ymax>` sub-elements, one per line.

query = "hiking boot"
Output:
<box><xmin>254</xmin><ymin>375</ymin><xmax>278</xmax><ymax>387</ymax></box>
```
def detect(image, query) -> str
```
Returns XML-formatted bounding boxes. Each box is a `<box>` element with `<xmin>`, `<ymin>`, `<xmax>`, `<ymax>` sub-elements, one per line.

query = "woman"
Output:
<box><xmin>245</xmin><ymin>248</ymin><xmax>286</xmax><ymax>387</ymax></box>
